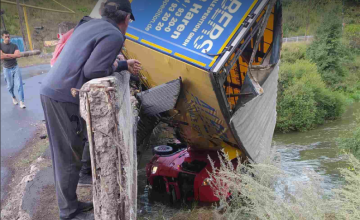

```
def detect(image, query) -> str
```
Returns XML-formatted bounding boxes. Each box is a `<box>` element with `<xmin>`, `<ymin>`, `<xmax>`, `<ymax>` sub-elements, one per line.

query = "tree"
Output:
<box><xmin>307</xmin><ymin>6</ymin><xmax>346</xmax><ymax>89</ymax></box>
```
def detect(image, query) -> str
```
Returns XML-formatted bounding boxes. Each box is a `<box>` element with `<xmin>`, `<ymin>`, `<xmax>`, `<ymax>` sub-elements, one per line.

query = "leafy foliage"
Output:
<box><xmin>306</xmin><ymin>7</ymin><xmax>346</xmax><ymax>89</ymax></box>
<box><xmin>338</xmin><ymin>112</ymin><xmax>360</xmax><ymax>159</ymax></box>
<box><xmin>276</xmin><ymin>60</ymin><xmax>345</xmax><ymax>132</ymax></box>
<box><xmin>344</xmin><ymin>24</ymin><xmax>360</xmax><ymax>52</ymax></box>
<box><xmin>281</xmin><ymin>42</ymin><xmax>308</xmax><ymax>63</ymax></box>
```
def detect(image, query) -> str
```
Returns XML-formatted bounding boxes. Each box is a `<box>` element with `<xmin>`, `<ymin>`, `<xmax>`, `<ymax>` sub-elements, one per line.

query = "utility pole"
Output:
<box><xmin>16</xmin><ymin>0</ymin><xmax>28</xmax><ymax>50</ymax></box>
<box><xmin>1</xmin><ymin>9</ymin><xmax>6</xmax><ymax>31</ymax></box>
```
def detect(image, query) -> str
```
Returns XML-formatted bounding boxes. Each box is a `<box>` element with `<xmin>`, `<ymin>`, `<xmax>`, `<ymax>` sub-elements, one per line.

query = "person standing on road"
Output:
<box><xmin>40</xmin><ymin>0</ymin><xmax>141</xmax><ymax>219</ymax></box>
<box><xmin>1</xmin><ymin>30</ymin><xmax>26</xmax><ymax>109</ymax></box>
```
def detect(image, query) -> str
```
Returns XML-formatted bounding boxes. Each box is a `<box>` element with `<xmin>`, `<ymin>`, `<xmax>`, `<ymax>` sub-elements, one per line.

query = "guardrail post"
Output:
<box><xmin>79</xmin><ymin>72</ymin><xmax>138</xmax><ymax>220</ymax></box>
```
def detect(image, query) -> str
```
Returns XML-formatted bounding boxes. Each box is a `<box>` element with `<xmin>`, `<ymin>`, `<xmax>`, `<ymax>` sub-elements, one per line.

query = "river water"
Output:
<box><xmin>273</xmin><ymin>102</ymin><xmax>359</xmax><ymax>192</ymax></box>
<box><xmin>137</xmin><ymin>102</ymin><xmax>360</xmax><ymax>215</ymax></box>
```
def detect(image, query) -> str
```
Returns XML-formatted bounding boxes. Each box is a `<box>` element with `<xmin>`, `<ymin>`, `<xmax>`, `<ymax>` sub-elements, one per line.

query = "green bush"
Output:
<box><xmin>342</xmin><ymin>55</ymin><xmax>360</xmax><ymax>97</ymax></box>
<box><xmin>281</xmin><ymin>43</ymin><xmax>308</xmax><ymax>63</ymax></box>
<box><xmin>338</xmin><ymin>127</ymin><xmax>360</xmax><ymax>159</ymax></box>
<box><xmin>338</xmin><ymin>113</ymin><xmax>360</xmax><ymax>159</ymax></box>
<box><xmin>277</xmin><ymin>60</ymin><xmax>346</xmax><ymax>132</ymax></box>
<box><xmin>307</xmin><ymin>7</ymin><xmax>347</xmax><ymax>89</ymax></box>
<box><xmin>344</xmin><ymin>24</ymin><xmax>360</xmax><ymax>51</ymax></box>
<box><xmin>277</xmin><ymin>80</ymin><xmax>317</xmax><ymax>132</ymax></box>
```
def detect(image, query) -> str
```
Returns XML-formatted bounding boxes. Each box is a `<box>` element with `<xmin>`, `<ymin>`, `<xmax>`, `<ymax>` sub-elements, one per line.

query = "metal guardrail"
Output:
<box><xmin>283</xmin><ymin>36</ymin><xmax>314</xmax><ymax>43</ymax></box>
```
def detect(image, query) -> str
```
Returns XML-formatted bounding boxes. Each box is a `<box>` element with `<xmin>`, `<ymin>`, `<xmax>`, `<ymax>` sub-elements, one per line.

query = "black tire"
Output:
<box><xmin>168</xmin><ymin>186</ymin><xmax>177</xmax><ymax>205</ymax></box>
<box><xmin>153</xmin><ymin>145</ymin><xmax>173</xmax><ymax>156</ymax></box>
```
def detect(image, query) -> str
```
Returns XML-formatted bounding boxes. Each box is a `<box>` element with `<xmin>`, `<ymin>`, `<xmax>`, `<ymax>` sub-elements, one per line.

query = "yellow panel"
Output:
<box><xmin>266</xmin><ymin>13</ymin><xmax>274</xmax><ymax>30</ymax></box>
<box><xmin>264</xmin><ymin>43</ymin><xmax>271</xmax><ymax>53</ymax></box>
<box><xmin>264</xmin><ymin>29</ymin><xmax>273</xmax><ymax>44</ymax></box>
<box><xmin>240</xmin><ymin>65</ymin><xmax>248</xmax><ymax>73</ymax></box>
<box><xmin>123</xmin><ymin>40</ymin><xmax>237</xmax><ymax>150</ymax></box>
<box><xmin>256</xmin><ymin>9</ymin><xmax>266</xmax><ymax>22</ymax></box>
<box><xmin>221</xmin><ymin>142</ymin><xmax>242</xmax><ymax>160</ymax></box>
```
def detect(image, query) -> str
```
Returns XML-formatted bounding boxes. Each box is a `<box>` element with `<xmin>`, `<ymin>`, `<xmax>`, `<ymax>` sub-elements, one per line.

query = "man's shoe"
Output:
<box><xmin>78</xmin><ymin>174</ymin><xmax>92</xmax><ymax>187</ymax></box>
<box><xmin>59</xmin><ymin>202</ymin><xmax>93</xmax><ymax>220</ymax></box>
<box><xmin>78</xmin><ymin>201</ymin><xmax>93</xmax><ymax>212</ymax></box>
<box><xmin>12</xmin><ymin>98</ymin><xmax>18</xmax><ymax>105</ymax></box>
<box><xmin>60</xmin><ymin>211</ymin><xmax>94</xmax><ymax>220</ymax></box>
<box><xmin>20</xmin><ymin>101</ymin><xmax>26</xmax><ymax>109</ymax></box>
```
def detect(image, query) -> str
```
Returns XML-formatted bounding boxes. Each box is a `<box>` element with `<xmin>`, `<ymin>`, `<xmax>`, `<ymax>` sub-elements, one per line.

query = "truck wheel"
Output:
<box><xmin>168</xmin><ymin>186</ymin><xmax>177</xmax><ymax>205</ymax></box>
<box><xmin>153</xmin><ymin>145</ymin><xmax>173</xmax><ymax>156</ymax></box>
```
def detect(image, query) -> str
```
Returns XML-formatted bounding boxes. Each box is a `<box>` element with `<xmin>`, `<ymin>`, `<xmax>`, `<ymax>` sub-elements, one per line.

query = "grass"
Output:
<box><xmin>282</xmin><ymin>0</ymin><xmax>360</xmax><ymax>37</ymax></box>
<box><xmin>337</xmin><ymin>111</ymin><xmax>360</xmax><ymax>160</ymax></box>
<box><xmin>17</xmin><ymin>55</ymin><xmax>52</xmax><ymax>67</ymax></box>
<box><xmin>137</xmin><ymin>204</ymin><xmax>223</xmax><ymax>220</ymax></box>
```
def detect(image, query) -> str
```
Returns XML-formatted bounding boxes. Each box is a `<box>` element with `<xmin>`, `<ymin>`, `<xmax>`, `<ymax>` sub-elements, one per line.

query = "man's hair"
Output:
<box><xmin>2</xmin><ymin>30</ymin><xmax>10</xmax><ymax>36</ymax></box>
<box><xmin>101</xmin><ymin>5</ymin><xmax>129</xmax><ymax>24</ymax></box>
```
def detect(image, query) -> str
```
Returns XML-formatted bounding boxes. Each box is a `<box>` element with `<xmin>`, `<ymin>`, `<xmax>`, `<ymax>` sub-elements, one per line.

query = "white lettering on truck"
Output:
<box><xmin>194</xmin><ymin>0</ymin><xmax>242</xmax><ymax>53</ymax></box>
<box><xmin>171</xmin><ymin>3</ymin><xmax>202</xmax><ymax>39</ymax></box>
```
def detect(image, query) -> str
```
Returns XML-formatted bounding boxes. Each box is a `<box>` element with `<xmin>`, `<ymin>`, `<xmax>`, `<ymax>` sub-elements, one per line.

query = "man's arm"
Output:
<box><xmin>0</xmin><ymin>49</ymin><xmax>21</xmax><ymax>60</ymax></box>
<box><xmin>83</xmin><ymin>33</ymin><xmax>127</xmax><ymax>79</ymax></box>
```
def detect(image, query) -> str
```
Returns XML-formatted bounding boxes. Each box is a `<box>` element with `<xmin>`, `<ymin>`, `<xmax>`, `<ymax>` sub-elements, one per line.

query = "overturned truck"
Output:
<box><xmin>90</xmin><ymin>0</ymin><xmax>282</xmax><ymax>206</ymax></box>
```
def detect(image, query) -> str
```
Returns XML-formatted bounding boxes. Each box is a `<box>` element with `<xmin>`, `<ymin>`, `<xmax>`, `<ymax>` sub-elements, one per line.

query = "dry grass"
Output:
<box><xmin>331</xmin><ymin>154</ymin><xmax>360</xmax><ymax>219</ymax></box>
<box><xmin>137</xmin><ymin>148</ymin><xmax>360</xmax><ymax>220</ymax></box>
<box><xmin>171</xmin><ymin>208</ymin><xmax>224</xmax><ymax>220</ymax></box>
<box><xmin>137</xmin><ymin>204</ymin><xmax>223</xmax><ymax>220</ymax></box>
<box><xmin>17</xmin><ymin>55</ymin><xmax>51</xmax><ymax>68</ymax></box>
<box><xmin>206</xmin><ymin>150</ymin><xmax>360</xmax><ymax>220</ymax></box>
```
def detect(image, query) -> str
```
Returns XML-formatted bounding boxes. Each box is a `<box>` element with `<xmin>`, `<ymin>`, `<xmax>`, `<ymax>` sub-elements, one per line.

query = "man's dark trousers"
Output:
<box><xmin>81</xmin><ymin>141</ymin><xmax>91</xmax><ymax>175</ymax></box>
<box><xmin>41</xmin><ymin>94</ymin><xmax>88</xmax><ymax>219</ymax></box>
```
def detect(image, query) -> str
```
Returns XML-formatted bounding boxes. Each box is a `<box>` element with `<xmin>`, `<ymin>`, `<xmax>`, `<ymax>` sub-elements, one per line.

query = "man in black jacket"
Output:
<box><xmin>40</xmin><ymin>1</ymin><xmax>140</xmax><ymax>219</ymax></box>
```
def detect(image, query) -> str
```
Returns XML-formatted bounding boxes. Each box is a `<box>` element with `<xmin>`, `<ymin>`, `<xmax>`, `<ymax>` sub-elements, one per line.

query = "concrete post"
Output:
<box><xmin>79</xmin><ymin>71</ymin><xmax>138</xmax><ymax>220</ymax></box>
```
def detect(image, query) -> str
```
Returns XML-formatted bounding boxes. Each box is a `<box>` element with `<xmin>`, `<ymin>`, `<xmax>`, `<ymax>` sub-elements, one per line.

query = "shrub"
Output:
<box><xmin>344</xmin><ymin>24</ymin><xmax>360</xmax><ymax>51</ymax></box>
<box><xmin>342</xmin><ymin>55</ymin><xmax>360</xmax><ymax>98</ymax></box>
<box><xmin>307</xmin><ymin>7</ymin><xmax>346</xmax><ymax>89</ymax></box>
<box><xmin>281</xmin><ymin>43</ymin><xmax>308</xmax><ymax>63</ymax></box>
<box><xmin>277</xmin><ymin>80</ymin><xmax>317</xmax><ymax>132</ymax></box>
<box><xmin>277</xmin><ymin>60</ymin><xmax>346</xmax><ymax>132</ymax></box>
<box><xmin>337</xmin><ymin>113</ymin><xmax>360</xmax><ymax>159</ymax></box>
<box><xmin>331</xmin><ymin>154</ymin><xmax>360</xmax><ymax>219</ymax></box>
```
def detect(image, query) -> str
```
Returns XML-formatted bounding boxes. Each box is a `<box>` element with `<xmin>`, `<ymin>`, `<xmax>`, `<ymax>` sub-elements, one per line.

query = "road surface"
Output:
<box><xmin>1</xmin><ymin>64</ymin><xmax>51</xmax><ymax>201</ymax></box>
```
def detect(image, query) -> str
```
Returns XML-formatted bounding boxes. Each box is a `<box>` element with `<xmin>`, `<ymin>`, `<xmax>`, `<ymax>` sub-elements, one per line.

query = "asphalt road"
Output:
<box><xmin>1</xmin><ymin>64</ymin><xmax>51</xmax><ymax>201</ymax></box>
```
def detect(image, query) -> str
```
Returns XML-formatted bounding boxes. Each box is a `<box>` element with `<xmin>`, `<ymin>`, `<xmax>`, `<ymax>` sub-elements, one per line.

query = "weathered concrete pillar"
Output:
<box><xmin>78</xmin><ymin>71</ymin><xmax>138</xmax><ymax>220</ymax></box>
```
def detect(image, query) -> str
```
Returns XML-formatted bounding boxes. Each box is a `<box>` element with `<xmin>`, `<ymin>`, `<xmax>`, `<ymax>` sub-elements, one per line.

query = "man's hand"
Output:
<box><xmin>113</xmin><ymin>60</ymin><xmax>118</xmax><ymax>69</ymax></box>
<box><xmin>127</xmin><ymin>59</ymin><xmax>141</xmax><ymax>75</ymax></box>
<box><xmin>117</xmin><ymin>54</ymin><xmax>125</xmax><ymax>61</ymax></box>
